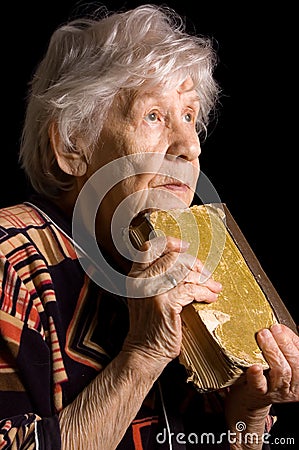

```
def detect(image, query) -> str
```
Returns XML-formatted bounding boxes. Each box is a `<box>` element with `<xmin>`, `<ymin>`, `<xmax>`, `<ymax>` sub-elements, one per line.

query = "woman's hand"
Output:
<box><xmin>225</xmin><ymin>324</ymin><xmax>299</xmax><ymax>449</ymax></box>
<box><xmin>123</xmin><ymin>236</ymin><xmax>222</xmax><ymax>364</ymax></box>
<box><xmin>256</xmin><ymin>324</ymin><xmax>299</xmax><ymax>403</ymax></box>
<box><xmin>227</xmin><ymin>324</ymin><xmax>299</xmax><ymax>409</ymax></box>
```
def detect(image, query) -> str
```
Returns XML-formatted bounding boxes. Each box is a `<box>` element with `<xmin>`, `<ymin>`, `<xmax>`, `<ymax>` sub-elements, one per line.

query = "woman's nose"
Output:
<box><xmin>166</xmin><ymin>127</ymin><xmax>201</xmax><ymax>162</ymax></box>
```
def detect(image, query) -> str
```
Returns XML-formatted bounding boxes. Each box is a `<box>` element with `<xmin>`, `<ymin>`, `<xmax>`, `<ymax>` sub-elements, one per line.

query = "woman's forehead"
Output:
<box><xmin>117</xmin><ymin>79</ymin><xmax>199</xmax><ymax>111</ymax></box>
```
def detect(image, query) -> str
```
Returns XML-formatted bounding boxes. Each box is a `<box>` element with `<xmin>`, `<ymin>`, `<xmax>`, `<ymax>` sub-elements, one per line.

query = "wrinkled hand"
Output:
<box><xmin>123</xmin><ymin>236</ymin><xmax>222</xmax><ymax>363</ymax></box>
<box><xmin>226</xmin><ymin>324</ymin><xmax>299</xmax><ymax>427</ymax></box>
<box><xmin>254</xmin><ymin>324</ymin><xmax>299</xmax><ymax>404</ymax></box>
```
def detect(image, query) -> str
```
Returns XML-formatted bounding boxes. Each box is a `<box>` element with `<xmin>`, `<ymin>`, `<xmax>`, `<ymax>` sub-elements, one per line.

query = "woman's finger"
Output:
<box><xmin>175</xmin><ymin>282</ymin><xmax>219</xmax><ymax>304</ymax></box>
<box><xmin>182</xmin><ymin>267</ymin><xmax>222</xmax><ymax>293</ymax></box>
<box><xmin>246</xmin><ymin>364</ymin><xmax>268</xmax><ymax>395</ymax></box>
<box><xmin>132</xmin><ymin>236</ymin><xmax>190</xmax><ymax>269</ymax></box>
<box><xmin>270</xmin><ymin>324</ymin><xmax>299</xmax><ymax>395</ymax></box>
<box><xmin>257</xmin><ymin>325</ymin><xmax>299</xmax><ymax>398</ymax></box>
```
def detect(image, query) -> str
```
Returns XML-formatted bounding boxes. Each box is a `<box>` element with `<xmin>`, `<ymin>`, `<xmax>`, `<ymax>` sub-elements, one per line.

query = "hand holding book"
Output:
<box><xmin>129</xmin><ymin>203</ymin><xmax>298</xmax><ymax>393</ymax></box>
<box><xmin>125</xmin><ymin>234</ymin><xmax>222</xmax><ymax>363</ymax></box>
<box><xmin>225</xmin><ymin>324</ymin><xmax>299</xmax><ymax>449</ymax></box>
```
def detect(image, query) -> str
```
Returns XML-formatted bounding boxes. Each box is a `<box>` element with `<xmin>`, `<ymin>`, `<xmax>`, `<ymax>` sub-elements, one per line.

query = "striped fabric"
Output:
<box><xmin>0</xmin><ymin>201</ymin><xmax>130</xmax><ymax>449</ymax></box>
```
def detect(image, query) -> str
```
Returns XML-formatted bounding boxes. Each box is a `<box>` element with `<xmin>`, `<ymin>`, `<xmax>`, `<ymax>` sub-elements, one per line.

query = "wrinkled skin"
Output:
<box><xmin>226</xmin><ymin>324</ymin><xmax>299</xmax><ymax>410</ymax></box>
<box><xmin>124</xmin><ymin>236</ymin><xmax>222</xmax><ymax>361</ymax></box>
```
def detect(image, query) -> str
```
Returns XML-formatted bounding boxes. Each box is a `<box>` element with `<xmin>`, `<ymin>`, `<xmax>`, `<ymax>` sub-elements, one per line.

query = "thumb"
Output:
<box><xmin>246</xmin><ymin>364</ymin><xmax>268</xmax><ymax>394</ymax></box>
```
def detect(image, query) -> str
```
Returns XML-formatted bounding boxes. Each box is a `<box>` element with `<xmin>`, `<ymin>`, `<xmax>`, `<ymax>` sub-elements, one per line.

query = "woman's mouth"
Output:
<box><xmin>160</xmin><ymin>183</ymin><xmax>190</xmax><ymax>192</ymax></box>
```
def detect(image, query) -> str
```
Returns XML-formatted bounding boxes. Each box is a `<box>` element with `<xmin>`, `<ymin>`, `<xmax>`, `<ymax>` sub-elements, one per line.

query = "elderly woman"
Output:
<box><xmin>0</xmin><ymin>4</ymin><xmax>298</xmax><ymax>450</ymax></box>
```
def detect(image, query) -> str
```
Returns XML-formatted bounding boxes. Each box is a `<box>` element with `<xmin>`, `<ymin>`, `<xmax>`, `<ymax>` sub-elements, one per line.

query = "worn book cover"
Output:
<box><xmin>129</xmin><ymin>203</ymin><xmax>297</xmax><ymax>392</ymax></box>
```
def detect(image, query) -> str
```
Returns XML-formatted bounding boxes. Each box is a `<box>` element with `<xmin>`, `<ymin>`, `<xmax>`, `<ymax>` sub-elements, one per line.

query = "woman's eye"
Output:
<box><xmin>144</xmin><ymin>112</ymin><xmax>159</xmax><ymax>123</ymax></box>
<box><xmin>183</xmin><ymin>113</ymin><xmax>192</xmax><ymax>123</ymax></box>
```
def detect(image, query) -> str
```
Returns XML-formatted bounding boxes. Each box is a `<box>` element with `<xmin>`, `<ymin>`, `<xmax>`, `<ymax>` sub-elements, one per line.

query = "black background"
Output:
<box><xmin>2</xmin><ymin>0</ymin><xmax>298</xmax><ymax>446</ymax></box>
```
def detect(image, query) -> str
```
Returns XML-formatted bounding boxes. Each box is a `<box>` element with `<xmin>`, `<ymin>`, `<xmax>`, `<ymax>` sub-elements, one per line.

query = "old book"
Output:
<box><xmin>129</xmin><ymin>203</ymin><xmax>297</xmax><ymax>392</ymax></box>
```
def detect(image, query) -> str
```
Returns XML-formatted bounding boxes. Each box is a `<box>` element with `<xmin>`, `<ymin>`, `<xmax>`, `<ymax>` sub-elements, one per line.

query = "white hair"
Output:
<box><xmin>19</xmin><ymin>4</ymin><xmax>220</xmax><ymax>198</ymax></box>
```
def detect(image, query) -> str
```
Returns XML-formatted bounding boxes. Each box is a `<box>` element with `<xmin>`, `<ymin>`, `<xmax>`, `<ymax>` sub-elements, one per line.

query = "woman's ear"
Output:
<box><xmin>48</xmin><ymin>122</ymin><xmax>88</xmax><ymax>177</ymax></box>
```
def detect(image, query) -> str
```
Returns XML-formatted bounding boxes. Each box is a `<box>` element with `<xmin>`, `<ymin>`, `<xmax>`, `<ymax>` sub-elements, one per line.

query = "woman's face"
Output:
<box><xmin>87</xmin><ymin>79</ymin><xmax>200</xmax><ymax>223</ymax></box>
<box><xmin>86</xmin><ymin>77</ymin><xmax>201</xmax><ymax>237</ymax></box>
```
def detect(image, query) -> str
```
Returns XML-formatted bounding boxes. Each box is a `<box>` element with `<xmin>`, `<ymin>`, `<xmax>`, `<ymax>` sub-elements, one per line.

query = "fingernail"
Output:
<box><xmin>259</xmin><ymin>328</ymin><xmax>272</xmax><ymax>339</ymax></box>
<box><xmin>208</xmin><ymin>292</ymin><xmax>218</xmax><ymax>302</ymax></box>
<box><xmin>271</xmin><ymin>323</ymin><xmax>282</xmax><ymax>334</ymax></box>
